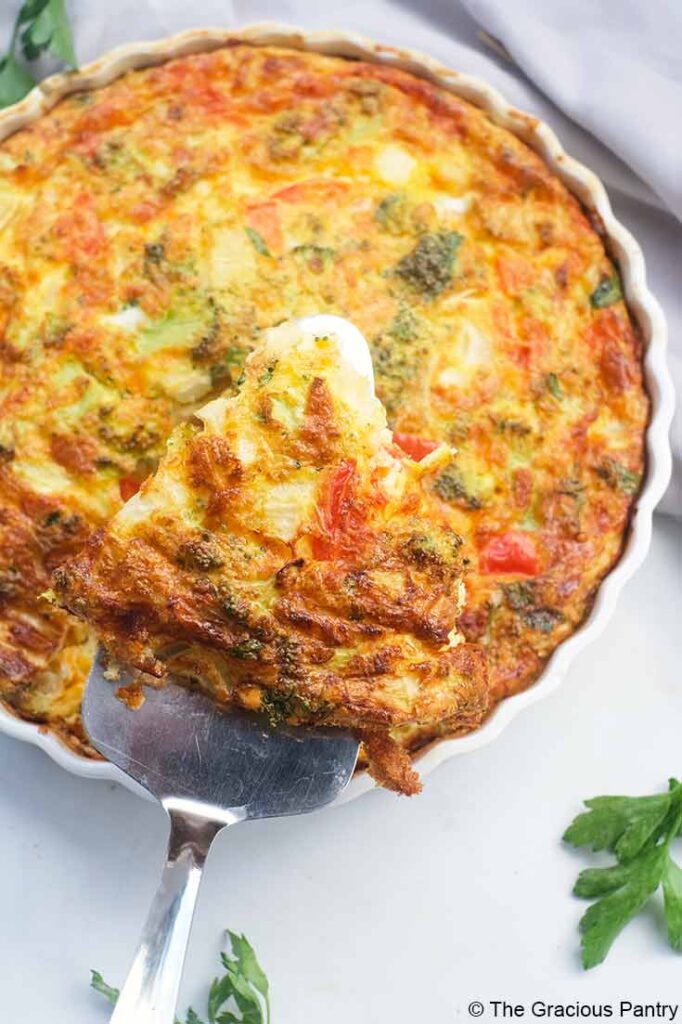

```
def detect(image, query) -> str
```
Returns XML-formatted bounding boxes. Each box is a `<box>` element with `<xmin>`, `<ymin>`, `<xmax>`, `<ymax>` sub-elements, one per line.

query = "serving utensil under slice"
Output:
<box><xmin>84</xmin><ymin>655</ymin><xmax>358</xmax><ymax>1024</ymax></box>
<box><xmin>82</xmin><ymin>315</ymin><xmax>371</xmax><ymax>1023</ymax></box>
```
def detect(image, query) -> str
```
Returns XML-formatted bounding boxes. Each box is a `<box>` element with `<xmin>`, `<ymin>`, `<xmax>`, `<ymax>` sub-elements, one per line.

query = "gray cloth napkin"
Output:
<box><xmin>2</xmin><ymin>0</ymin><xmax>679</xmax><ymax>513</ymax></box>
<box><xmin>461</xmin><ymin>0</ymin><xmax>681</xmax><ymax>516</ymax></box>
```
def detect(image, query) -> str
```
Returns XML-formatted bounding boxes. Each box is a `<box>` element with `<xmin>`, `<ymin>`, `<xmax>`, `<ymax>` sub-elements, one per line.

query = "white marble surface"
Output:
<box><xmin>1</xmin><ymin>515</ymin><xmax>680</xmax><ymax>1023</ymax></box>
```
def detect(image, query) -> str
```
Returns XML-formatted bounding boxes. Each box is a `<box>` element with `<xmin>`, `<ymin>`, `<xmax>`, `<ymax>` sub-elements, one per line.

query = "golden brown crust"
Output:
<box><xmin>361</xmin><ymin>731</ymin><xmax>423</xmax><ymax>796</ymax></box>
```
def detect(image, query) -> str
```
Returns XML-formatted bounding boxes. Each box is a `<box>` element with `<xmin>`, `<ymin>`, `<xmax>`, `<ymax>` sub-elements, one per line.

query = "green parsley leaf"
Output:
<box><xmin>208</xmin><ymin>973</ymin><xmax>241</xmax><ymax>1022</ymax></box>
<box><xmin>564</xmin><ymin>792</ymin><xmax>673</xmax><ymax>861</ymax></box>
<box><xmin>590</xmin><ymin>275</ymin><xmax>622</xmax><ymax>309</ymax></box>
<box><xmin>91</xmin><ymin>929</ymin><xmax>269</xmax><ymax>1024</ymax></box>
<box><xmin>185</xmin><ymin>1010</ymin><xmax>207</xmax><ymax>1024</ymax></box>
<box><xmin>226</xmin><ymin>932</ymin><xmax>270</xmax><ymax>1008</ymax></box>
<box><xmin>565</xmin><ymin>778</ymin><xmax>682</xmax><ymax>969</ymax></box>
<box><xmin>19</xmin><ymin>0</ymin><xmax>76</xmax><ymax>66</ymax></box>
<box><xmin>0</xmin><ymin>50</ymin><xmax>35</xmax><ymax>106</ymax></box>
<box><xmin>578</xmin><ymin>846</ymin><xmax>667</xmax><ymax>969</ymax></box>
<box><xmin>546</xmin><ymin>372</ymin><xmax>563</xmax><ymax>400</ymax></box>
<box><xmin>244</xmin><ymin>227</ymin><xmax>271</xmax><ymax>258</ymax></box>
<box><xmin>90</xmin><ymin>969</ymin><xmax>119</xmax><ymax>1006</ymax></box>
<box><xmin>663</xmin><ymin>857</ymin><xmax>682</xmax><ymax>951</ymax></box>
<box><xmin>213</xmin><ymin>931</ymin><xmax>270</xmax><ymax>1024</ymax></box>
<box><xmin>0</xmin><ymin>0</ymin><xmax>77</xmax><ymax>109</ymax></box>
<box><xmin>208</xmin><ymin>964</ymin><xmax>264</xmax><ymax>1022</ymax></box>
<box><xmin>574</xmin><ymin>855</ymin><xmax>654</xmax><ymax>899</ymax></box>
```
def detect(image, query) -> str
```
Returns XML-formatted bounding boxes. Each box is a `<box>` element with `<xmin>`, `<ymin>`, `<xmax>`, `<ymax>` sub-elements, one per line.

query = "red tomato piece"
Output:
<box><xmin>496</xmin><ymin>253</ymin><xmax>534</xmax><ymax>296</ymax></box>
<box><xmin>322</xmin><ymin>460</ymin><xmax>356</xmax><ymax>531</ymax></box>
<box><xmin>392</xmin><ymin>432</ymin><xmax>440</xmax><ymax>462</ymax></box>
<box><xmin>245</xmin><ymin>201</ymin><xmax>283</xmax><ymax>256</ymax></box>
<box><xmin>271</xmin><ymin>180</ymin><xmax>349</xmax><ymax>205</ymax></box>
<box><xmin>312</xmin><ymin>460</ymin><xmax>359</xmax><ymax>560</ymax></box>
<box><xmin>479</xmin><ymin>530</ymin><xmax>540</xmax><ymax>576</ymax></box>
<box><xmin>119</xmin><ymin>476</ymin><xmax>141</xmax><ymax>502</ymax></box>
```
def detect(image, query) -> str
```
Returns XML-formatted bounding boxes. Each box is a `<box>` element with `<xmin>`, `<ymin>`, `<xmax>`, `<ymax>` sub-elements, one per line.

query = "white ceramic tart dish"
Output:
<box><xmin>0</xmin><ymin>24</ymin><xmax>674</xmax><ymax>804</ymax></box>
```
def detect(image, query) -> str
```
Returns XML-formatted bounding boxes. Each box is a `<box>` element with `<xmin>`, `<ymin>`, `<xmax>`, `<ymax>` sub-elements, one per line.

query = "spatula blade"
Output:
<box><xmin>83</xmin><ymin>652</ymin><xmax>359</xmax><ymax>819</ymax></box>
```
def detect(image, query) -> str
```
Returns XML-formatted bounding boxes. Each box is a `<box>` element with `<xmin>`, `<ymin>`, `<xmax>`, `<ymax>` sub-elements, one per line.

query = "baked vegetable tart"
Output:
<box><xmin>0</xmin><ymin>40</ymin><xmax>648</xmax><ymax>762</ymax></box>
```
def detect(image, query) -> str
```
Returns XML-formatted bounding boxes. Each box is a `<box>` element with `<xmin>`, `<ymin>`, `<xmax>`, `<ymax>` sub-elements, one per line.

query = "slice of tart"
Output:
<box><xmin>53</xmin><ymin>320</ymin><xmax>488</xmax><ymax>794</ymax></box>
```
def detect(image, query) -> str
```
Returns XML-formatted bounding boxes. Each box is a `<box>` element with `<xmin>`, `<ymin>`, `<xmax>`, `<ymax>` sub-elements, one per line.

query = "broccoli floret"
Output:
<box><xmin>176</xmin><ymin>537</ymin><xmax>223</xmax><ymax>571</ymax></box>
<box><xmin>502</xmin><ymin>581</ymin><xmax>537</xmax><ymax>610</ymax></box>
<box><xmin>220</xmin><ymin>586</ymin><xmax>250</xmax><ymax>624</ymax></box>
<box><xmin>502</xmin><ymin>583</ymin><xmax>563</xmax><ymax>634</ymax></box>
<box><xmin>261</xmin><ymin>689</ymin><xmax>296</xmax><ymax>727</ymax></box>
<box><xmin>227</xmin><ymin>638</ymin><xmax>263</xmax><ymax>660</ymax></box>
<box><xmin>403</xmin><ymin>530</ymin><xmax>463</xmax><ymax>568</ymax></box>
<box><xmin>432</xmin><ymin>460</ymin><xmax>482</xmax><ymax>509</ymax></box>
<box><xmin>371</xmin><ymin>309</ymin><xmax>425</xmax><ymax>416</ymax></box>
<box><xmin>395</xmin><ymin>231</ymin><xmax>463</xmax><ymax>299</ymax></box>
<box><xmin>388</xmin><ymin>306</ymin><xmax>418</xmax><ymax>343</ymax></box>
<box><xmin>522</xmin><ymin>607</ymin><xmax>564</xmax><ymax>634</ymax></box>
<box><xmin>260</xmin><ymin>687</ymin><xmax>329</xmax><ymax>729</ymax></box>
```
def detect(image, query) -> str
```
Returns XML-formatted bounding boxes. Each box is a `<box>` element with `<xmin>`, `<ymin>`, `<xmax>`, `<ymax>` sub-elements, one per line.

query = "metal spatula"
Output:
<box><xmin>83</xmin><ymin>658</ymin><xmax>358</xmax><ymax>1023</ymax></box>
<box><xmin>82</xmin><ymin>315</ymin><xmax>371</xmax><ymax>1023</ymax></box>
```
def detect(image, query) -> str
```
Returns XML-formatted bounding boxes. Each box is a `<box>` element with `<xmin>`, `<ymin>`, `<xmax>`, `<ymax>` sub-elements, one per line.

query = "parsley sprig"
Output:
<box><xmin>0</xmin><ymin>0</ymin><xmax>76</xmax><ymax>108</ymax></box>
<box><xmin>564</xmin><ymin>778</ymin><xmax>682</xmax><ymax>968</ymax></box>
<box><xmin>92</xmin><ymin>930</ymin><xmax>271</xmax><ymax>1023</ymax></box>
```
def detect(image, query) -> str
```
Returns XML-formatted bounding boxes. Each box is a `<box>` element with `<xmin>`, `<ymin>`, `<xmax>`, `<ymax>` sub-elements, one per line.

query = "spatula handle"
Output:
<box><xmin>110</xmin><ymin>805</ymin><xmax>227</xmax><ymax>1024</ymax></box>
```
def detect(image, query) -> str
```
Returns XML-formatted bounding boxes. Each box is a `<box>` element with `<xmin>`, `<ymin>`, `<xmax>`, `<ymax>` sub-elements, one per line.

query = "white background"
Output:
<box><xmin>1</xmin><ymin>517</ymin><xmax>680</xmax><ymax>1022</ymax></box>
